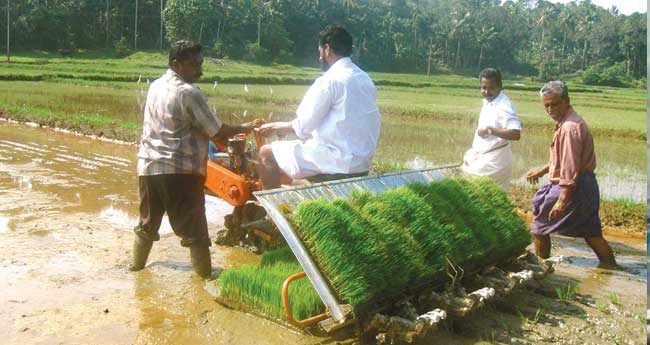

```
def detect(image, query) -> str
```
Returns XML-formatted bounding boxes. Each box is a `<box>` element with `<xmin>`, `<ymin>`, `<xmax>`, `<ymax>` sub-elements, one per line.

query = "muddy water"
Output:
<box><xmin>0</xmin><ymin>121</ymin><xmax>646</xmax><ymax>344</ymax></box>
<box><xmin>0</xmin><ymin>122</ymin><xmax>329</xmax><ymax>345</ymax></box>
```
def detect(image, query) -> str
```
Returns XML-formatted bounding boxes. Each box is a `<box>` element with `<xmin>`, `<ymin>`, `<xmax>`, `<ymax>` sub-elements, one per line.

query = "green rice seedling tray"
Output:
<box><xmin>217</xmin><ymin>165</ymin><xmax>531</xmax><ymax>330</ymax></box>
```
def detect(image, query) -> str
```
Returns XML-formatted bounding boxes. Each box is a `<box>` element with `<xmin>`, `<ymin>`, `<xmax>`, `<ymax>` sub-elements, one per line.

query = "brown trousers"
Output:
<box><xmin>134</xmin><ymin>174</ymin><xmax>211</xmax><ymax>247</ymax></box>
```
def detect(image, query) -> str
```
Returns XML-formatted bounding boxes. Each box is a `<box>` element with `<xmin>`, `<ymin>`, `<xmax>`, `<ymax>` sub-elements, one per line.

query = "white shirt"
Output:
<box><xmin>272</xmin><ymin>57</ymin><xmax>381</xmax><ymax>178</ymax></box>
<box><xmin>471</xmin><ymin>91</ymin><xmax>521</xmax><ymax>153</ymax></box>
<box><xmin>137</xmin><ymin>69</ymin><xmax>222</xmax><ymax>176</ymax></box>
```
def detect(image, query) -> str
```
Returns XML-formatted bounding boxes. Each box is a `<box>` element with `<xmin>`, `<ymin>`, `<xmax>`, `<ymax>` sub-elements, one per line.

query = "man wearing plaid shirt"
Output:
<box><xmin>130</xmin><ymin>40</ymin><xmax>256</xmax><ymax>278</ymax></box>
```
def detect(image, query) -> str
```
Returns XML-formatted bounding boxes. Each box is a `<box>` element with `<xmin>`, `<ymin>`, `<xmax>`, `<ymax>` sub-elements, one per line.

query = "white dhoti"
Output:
<box><xmin>271</xmin><ymin>139</ymin><xmax>356</xmax><ymax>180</ymax></box>
<box><xmin>461</xmin><ymin>144</ymin><xmax>513</xmax><ymax>190</ymax></box>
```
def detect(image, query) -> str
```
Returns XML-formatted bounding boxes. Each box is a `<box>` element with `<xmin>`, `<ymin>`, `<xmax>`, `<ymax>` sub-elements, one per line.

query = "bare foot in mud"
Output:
<box><xmin>597</xmin><ymin>261</ymin><xmax>640</xmax><ymax>274</ymax></box>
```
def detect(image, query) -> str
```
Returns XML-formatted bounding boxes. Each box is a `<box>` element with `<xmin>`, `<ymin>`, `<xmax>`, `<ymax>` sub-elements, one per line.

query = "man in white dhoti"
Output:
<box><xmin>462</xmin><ymin>68</ymin><xmax>521</xmax><ymax>190</ymax></box>
<box><xmin>256</xmin><ymin>25</ymin><xmax>382</xmax><ymax>188</ymax></box>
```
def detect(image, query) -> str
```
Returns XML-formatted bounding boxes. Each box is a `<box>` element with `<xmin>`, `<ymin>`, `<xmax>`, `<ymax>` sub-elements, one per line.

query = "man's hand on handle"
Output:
<box><xmin>213</xmin><ymin>119</ymin><xmax>264</xmax><ymax>142</ymax></box>
<box><xmin>258</xmin><ymin>121</ymin><xmax>294</xmax><ymax>137</ymax></box>
<box><xmin>240</xmin><ymin>119</ymin><xmax>265</xmax><ymax>134</ymax></box>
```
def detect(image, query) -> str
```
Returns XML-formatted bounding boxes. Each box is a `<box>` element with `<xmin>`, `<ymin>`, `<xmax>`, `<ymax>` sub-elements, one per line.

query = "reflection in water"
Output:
<box><xmin>17</xmin><ymin>175</ymin><xmax>32</xmax><ymax>190</ymax></box>
<box><xmin>99</xmin><ymin>205</ymin><xmax>139</xmax><ymax>230</ymax></box>
<box><xmin>0</xmin><ymin>216</ymin><xmax>9</xmax><ymax>233</ymax></box>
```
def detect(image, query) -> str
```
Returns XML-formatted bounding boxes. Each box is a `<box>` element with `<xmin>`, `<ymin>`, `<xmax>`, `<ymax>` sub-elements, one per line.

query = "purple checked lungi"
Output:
<box><xmin>531</xmin><ymin>172</ymin><xmax>602</xmax><ymax>238</ymax></box>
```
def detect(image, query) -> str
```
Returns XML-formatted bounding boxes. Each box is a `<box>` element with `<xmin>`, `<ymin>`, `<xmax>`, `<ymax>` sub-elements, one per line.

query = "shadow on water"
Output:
<box><xmin>147</xmin><ymin>261</ymin><xmax>193</xmax><ymax>272</ymax></box>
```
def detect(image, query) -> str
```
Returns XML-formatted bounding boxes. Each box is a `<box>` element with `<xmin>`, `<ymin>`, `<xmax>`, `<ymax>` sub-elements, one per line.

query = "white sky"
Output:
<box><xmin>544</xmin><ymin>0</ymin><xmax>646</xmax><ymax>15</ymax></box>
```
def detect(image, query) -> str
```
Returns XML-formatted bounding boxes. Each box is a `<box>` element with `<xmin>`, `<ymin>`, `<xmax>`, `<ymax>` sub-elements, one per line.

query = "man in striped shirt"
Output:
<box><xmin>131</xmin><ymin>40</ymin><xmax>256</xmax><ymax>278</ymax></box>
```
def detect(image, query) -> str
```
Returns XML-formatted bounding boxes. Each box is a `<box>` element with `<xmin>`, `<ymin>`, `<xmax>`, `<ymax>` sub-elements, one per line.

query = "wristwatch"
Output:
<box><xmin>487</xmin><ymin>127</ymin><xmax>493</xmax><ymax>136</ymax></box>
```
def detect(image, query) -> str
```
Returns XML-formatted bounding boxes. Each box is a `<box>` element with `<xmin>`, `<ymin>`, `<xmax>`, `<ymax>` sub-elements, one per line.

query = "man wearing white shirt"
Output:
<box><xmin>462</xmin><ymin>68</ymin><xmax>521</xmax><ymax>190</ymax></box>
<box><xmin>257</xmin><ymin>25</ymin><xmax>381</xmax><ymax>188</ymax></box>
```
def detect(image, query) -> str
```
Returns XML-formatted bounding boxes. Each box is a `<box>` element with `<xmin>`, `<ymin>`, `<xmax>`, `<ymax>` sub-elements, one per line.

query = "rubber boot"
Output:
<box><xmin>129</xmin><ymin>236</ymin><xmax>153</xmax><ymax>271</ymax></box>
<box><xmin>190</xmin><ymin>245</ymin><xmax>212</xmax><ymax>278</ymax></box>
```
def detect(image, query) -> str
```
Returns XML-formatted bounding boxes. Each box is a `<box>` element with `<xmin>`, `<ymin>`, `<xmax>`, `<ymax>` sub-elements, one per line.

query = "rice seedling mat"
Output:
<box><xmin>252</xmin><ymin>165</ymin><xmax>462</xmax><ymax>325</ymax></box>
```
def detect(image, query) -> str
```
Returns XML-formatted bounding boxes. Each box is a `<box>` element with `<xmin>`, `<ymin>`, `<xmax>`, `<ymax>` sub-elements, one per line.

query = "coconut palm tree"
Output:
<box><xmin>449</xmin><ymin>9</ymin><xmax>471</xmax><ymax>69</ymax></box>
<box><xmin>476</xmin><ymin>25</ymin><xmax>497</xmax><ymax>70</ymax></box>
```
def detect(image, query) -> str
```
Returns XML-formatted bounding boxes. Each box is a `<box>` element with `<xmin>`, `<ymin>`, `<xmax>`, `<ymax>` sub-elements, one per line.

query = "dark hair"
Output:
<box><xmin>168</xmin><ymin>40</ymin><xmax>202</xmax><ymax>66</ymax></box>
<box><xmin>319</xmin><ymin>25</ymin><xmax>353</xmax><ymax>57</ymax></box>
<box><xmin>479</xmin><ymin>67</ymin><xmax>502</xmax><ymax>89</ymax></box>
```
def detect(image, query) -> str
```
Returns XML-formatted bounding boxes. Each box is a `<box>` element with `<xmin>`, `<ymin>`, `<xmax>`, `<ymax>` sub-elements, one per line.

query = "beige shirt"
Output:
<box><xmin>137</xmin><ymin>69</ymin><xmax>222</xmax><ymax>176</ymax></box>
<box><xmin>548</xmin><ymin>107</ymin><xmax>596</xmax><ymax>187</ymax></box>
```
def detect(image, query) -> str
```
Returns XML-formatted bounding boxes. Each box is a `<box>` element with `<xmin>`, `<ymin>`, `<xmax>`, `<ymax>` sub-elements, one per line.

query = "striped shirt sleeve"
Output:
<box><xmin>186</xmin><ymin>87</ymin><xmax>222</xmax><ymax>138</ymax></box>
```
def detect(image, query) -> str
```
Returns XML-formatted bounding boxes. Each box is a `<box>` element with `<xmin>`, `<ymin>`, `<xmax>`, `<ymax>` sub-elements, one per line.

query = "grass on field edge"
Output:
<box><xmin>0</xmin><ymin>104</ymin><xmax>140</xmax><ymax>142</ymax></box>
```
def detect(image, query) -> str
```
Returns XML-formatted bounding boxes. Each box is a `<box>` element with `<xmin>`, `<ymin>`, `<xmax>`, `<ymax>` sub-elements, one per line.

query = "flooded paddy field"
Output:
<box><xmin>0</xmin><ymin>79</ymin><xmax>645</xmax><ymax>202</ymax></box>
<box><xmin>0</xmin><ymin>118</ymin><xmax>645</xmax><ymax>344</ymax></box>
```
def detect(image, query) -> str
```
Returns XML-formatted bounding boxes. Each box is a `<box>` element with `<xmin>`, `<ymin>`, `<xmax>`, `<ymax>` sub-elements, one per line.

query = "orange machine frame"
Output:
<box><xmin>204</xmin><ymin>121</ymin><xmax>270</xmax><ymax>206</ymax></box>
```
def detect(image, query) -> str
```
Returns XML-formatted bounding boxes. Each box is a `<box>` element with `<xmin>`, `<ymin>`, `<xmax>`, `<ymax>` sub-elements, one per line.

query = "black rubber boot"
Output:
<box><xmin>190</xmin><ymin>245</ymin><xmax>212</xmax><ymax>278</ymax></box>
<box><xmin>129</xmin><ymin>236</ymin><xmax>153</xmax><ymax>271</ymax></box>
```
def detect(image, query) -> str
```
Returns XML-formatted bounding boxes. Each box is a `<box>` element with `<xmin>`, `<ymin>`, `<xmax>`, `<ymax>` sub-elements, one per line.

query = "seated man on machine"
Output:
<box><xmin>256</xmin><ymin>25</ymin><xmax>381</xmax><ymax>188</ymax></box>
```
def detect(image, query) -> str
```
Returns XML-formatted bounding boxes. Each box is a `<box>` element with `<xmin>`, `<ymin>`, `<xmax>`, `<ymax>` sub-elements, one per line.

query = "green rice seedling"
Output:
<box><xmin>427</xmin><ymin>179</ymin><xmax>498</xmax><ymax>257</ymax></box>
<box><xmin>356</xmin><ymin>195</ymin><xmax>433</xmax><ymax>287</ymax></box>
<box><xmin>219</xmin><ymin>177</ymin><xmax>532</xmax><ymax>322</ymax></box>
<box><xmin>328</xmin><ymin>199</ymin><xmax>404</xmax><ymax>304</ymax></box>
<box><xmin>516</xmin><ymin>307</ymin><xmax>544</xmax><ymax>325</ymax></box>
<box><xmin>595</xmin><ymin>299</ymin><xmax>610</xmax><ymax>314</ymax></box>
<box><xmin>292</xmin><ymin>198</ymin><xmax>377</xmax><ymax>306</ymax></box>
<box><xmin>260</xmin><ymin>246</ymin><xmax>298</xmax><ymax>267</ymax></box>
<box><xmin>555</xmin><ymin>283</ymin><xmax>579</xmax><ymax>303</ymax></box>
<box><xmin>364</xmin><ymin>187</ymin><xmax>452</xmax><ymax>273</ymax></box>
<box><xmin>456</xmin><ymin>178</ymin><xmax>530</xmax><ymax>261</ymax></box>
<box><xmin>218</xmin><ymin>261</ymin><xmax>324</xmax><ymax>321</ymax></box>
<box><xmin>349</xmin><ymin>189</ymin><xmax>373</xmax><ymax>209</ymax></box>
<box><xmin>607</xmin><ymin>292</ymin><xmax>621</xmax><ymax>306</ymax></box>
<box><xmin>406</xmin><ymin>182</ymin><xmax>484</xmax><ymax>265</ymax></box>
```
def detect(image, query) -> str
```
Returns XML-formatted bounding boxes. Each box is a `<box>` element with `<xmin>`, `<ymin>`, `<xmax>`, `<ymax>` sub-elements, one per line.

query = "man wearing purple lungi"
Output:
<box><xmin>525</xmin><ymin>81</ymin><xmax>617</xmax><ymax>267</ymax></box>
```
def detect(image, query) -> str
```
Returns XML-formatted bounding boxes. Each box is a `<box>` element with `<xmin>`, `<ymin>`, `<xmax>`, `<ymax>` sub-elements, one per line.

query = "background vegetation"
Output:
<box><xmin>1</xmin><ymin>0</ymin><xmax>646</xmax><ymax>86</ymax></box>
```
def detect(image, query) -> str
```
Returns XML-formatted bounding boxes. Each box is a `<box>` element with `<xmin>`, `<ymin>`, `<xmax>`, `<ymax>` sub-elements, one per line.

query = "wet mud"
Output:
<box><xmin>0</xmin><ymin>121</ymin><xmax>645</xmax><ymax>344</ymax></box>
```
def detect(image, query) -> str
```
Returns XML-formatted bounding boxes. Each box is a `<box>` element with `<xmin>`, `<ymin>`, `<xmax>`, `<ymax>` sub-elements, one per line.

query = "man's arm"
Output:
<box><xmin>478</xmin><ymin>127</ymin><xmax>521</xmax><ymax>140</ymax></box>
<box><xmin>213</xmin><ymin>121</ymin><xmax>257</xmax><ymax>141</ymax></box>
<box><xmin>292</xmin><ymin>77</ymin><xmax>333</xmax><ymax>138</ymax></box>
<box><xmin>257</xmin><ymin>121</ymin><xmax>295</xmax><ymax>137</ymax></box>
<box><xmin>525</xmin><ymin>164</ymin><xmax>549</xmax><ymax>184</ymax></box>
<box><xmin>259</xmin><ymin>78</ymin><xmax>333</xmax><ymax>139</ymax></box>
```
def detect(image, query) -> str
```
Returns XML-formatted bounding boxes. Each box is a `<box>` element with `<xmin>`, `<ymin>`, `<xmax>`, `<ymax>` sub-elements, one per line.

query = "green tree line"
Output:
<box><xmin>2</xmin><ymin>0</ymin><xmax>646</xmax><ymax>85</ymax></box>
